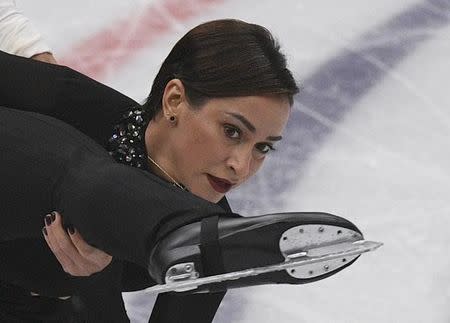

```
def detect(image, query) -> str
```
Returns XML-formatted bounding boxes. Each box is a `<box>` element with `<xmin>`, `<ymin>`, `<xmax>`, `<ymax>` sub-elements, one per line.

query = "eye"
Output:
<box><xmin>224</xmin><ymin>124</ymin><xmax>241</xmax><ymax>139</ymax></box>
<box><xmin>255</xmin><ymin>143</ymin><xmax>275</xmax><ymax>155</ymax></box>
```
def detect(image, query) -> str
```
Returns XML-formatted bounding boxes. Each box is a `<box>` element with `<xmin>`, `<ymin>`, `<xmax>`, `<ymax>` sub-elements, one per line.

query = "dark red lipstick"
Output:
<box><xmin>207</xmin><ymin>174</ymin><xmax>234</xmax><ymax>193</ymax></box>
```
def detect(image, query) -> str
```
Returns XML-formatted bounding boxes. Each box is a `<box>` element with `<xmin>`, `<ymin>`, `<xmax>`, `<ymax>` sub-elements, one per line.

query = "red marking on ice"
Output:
<box><xmin>60</xmin><ymin>0</ymin><xmax>223</xmax><ymax>80</ymax></box>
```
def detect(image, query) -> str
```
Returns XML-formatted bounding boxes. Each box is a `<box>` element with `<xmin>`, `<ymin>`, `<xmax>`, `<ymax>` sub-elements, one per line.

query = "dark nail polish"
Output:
<box><xmin>67</xmin><ymin>226</ymin><xmax>75</xmax><ymax>235</ymax></box>
<box><xmin>42</xmin><ymin>227</ymin><xmax>47</xmax><ymax>236</ymax></box>
<box><xmin>50</xmin><ymin>212</ymin><xmax>56</xmax><ymax>222</ymax></box>
<box><xmin>45</xmin><ymin>214</ymin><xmax>52</xmax><ymax>226</ymax></box>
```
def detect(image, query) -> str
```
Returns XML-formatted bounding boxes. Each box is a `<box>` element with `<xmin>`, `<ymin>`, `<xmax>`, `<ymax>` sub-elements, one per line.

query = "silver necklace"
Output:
<box><xmin>147</xmin><ymin>155</ymin><xmax>187</xmax><ymax>191</ymax></box>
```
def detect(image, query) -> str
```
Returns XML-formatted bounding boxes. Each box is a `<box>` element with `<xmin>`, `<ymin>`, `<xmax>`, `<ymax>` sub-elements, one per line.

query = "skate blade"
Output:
<box><xmin>280</xmin><ymin>224</ymin><xmax>364</xmax><ymax>278</ymax></box>
<box><xmin>144</xmin><ymin>239</ymin><xmax>383</xmax><ymax>294</ymax></box>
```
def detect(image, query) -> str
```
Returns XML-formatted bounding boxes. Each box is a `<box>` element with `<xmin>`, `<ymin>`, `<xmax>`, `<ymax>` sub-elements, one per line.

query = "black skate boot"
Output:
<box><xmin>147</xmin><ymin>212</ymin><xmax>381</xmax><ymax>294</ymax></box>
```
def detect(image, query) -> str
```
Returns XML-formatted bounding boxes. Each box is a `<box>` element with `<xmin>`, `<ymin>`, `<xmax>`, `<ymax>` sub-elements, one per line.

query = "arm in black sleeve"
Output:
<box><xmin>0</xmin><ymin>50</ymin><xmax>61</xmax><ymax>111</ymax></box>
<box><xmin>74</xmin><ymin>259</ymin><xmax>130</xmax><ymax>323</ymax></box>
<box><xmin>0</xmin><ymin>50</ymin><xmax>137</xmax><ymax>145</ymax></box>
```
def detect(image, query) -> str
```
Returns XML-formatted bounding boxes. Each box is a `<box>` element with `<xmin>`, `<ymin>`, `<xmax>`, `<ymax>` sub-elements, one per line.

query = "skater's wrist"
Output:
<box><xmin>31</xmin><ymin>51</ymin><xmax>57</xmax><ymax>64</ymax></box>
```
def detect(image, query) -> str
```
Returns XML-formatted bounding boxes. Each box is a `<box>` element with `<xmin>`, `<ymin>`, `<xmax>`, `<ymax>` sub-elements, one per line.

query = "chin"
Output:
<box><xmin>210</xmin><ymin>196</ymin><xmax>223</xmax><ymax>203</ymax></box>
<box><xmin>203</xmin><ymin>193</ymin><xmax>223</xmax><ymax>204</ymax></box>
<box><xmin>189</xmin><ymin>186</ymin><xmax>222</xmax><ymax>203</ymax></box>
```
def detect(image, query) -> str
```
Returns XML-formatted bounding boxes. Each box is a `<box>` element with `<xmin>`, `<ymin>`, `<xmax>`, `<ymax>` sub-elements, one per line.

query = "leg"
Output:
<box><xmin>149</xmin><ymin>291</ymin><xmax>226</xmax><ymax>323</ymax></box>
<box><xmin>0</xmin><ymin>280</ymin><xmax>75</xmax><ymax>322</ymax></box>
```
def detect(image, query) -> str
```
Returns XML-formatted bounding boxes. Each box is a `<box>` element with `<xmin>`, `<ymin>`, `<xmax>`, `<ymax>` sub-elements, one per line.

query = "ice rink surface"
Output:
<box><xmin>17</xmin><ymin>0</ymin><xmax>450</xmax><ymax>322</ymax></box>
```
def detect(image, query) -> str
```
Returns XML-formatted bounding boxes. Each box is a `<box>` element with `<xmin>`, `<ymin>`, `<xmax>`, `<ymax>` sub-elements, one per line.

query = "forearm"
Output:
<box><xmin>0</xmin><ymin>0</ymin><xmax>51</xmax><ymax>57</ymax></box>
<box><xmin>0</xmin><ymin>49</ymin><xmax>62</xmax><ymax>115</ymax></box>
<box><xmin>74</xmin><ymin>259</ymin><xmax>129</xmax><ymax>322</ymax></box>
<box><xmin>0</xmin><ymin>49</ymin><xmax>136</xmax><ymax>146</ymax></box>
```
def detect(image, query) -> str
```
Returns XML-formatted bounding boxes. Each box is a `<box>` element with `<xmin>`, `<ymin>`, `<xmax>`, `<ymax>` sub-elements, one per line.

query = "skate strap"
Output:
<box><xmin>200</xmin><ymin>215</ymin><xmax>227</xmax><ymax>292</ymax></box>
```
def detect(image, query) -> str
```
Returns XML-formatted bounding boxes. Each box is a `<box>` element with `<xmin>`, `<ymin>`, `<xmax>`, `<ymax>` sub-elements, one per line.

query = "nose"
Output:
<box><xmin>226</xmin><ymin>147</ymin><xmax>252</xmax><ymax>180</ymax></box>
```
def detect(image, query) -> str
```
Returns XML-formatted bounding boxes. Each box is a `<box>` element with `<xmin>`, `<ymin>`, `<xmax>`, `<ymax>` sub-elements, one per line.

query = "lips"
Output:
<box><xmin>207</xmin><ymin>174</ymin><xmax>234</xmax><ymax>194</ymax></box>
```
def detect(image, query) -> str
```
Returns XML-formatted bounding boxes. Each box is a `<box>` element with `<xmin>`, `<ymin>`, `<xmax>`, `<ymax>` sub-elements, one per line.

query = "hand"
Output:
<box><xmin>31</xmin><ymin>52</ymin><xmax>57</xmax><ymax>64</ymax></box>
<box><xmin>42</xmin><ymin>211</ymin><xmax>112</xmax><ymax>276</ymax></box>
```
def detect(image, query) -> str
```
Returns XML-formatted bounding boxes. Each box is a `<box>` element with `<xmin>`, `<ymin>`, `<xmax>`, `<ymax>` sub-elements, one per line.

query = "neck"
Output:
<box><xmin>144</xmin><ymin>120</ymin><xmax>185</xmax><ymax>190</ymax></box>
<box><xmin>147</xmin><ymin>156</ymin><xmax>187</xmax><ymax>191</ymax></box>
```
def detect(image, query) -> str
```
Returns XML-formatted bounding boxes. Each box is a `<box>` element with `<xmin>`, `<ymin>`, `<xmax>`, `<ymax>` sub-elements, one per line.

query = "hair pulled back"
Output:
<box><xmin>143</xmin><ymin>19</ymin><xmax>299</xmax><ymax>119</ymax></box>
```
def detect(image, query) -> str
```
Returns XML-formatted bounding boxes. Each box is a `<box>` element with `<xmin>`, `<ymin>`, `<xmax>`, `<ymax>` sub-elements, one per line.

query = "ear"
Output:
<box><xmin>161</xmin><ymin>79</ymin><xmax>187</xmax><ymax>119</ymax></box>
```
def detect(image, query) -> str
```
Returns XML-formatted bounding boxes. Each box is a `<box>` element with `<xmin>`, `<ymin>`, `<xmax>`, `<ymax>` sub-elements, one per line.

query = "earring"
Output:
<box><xmin>168</xmin><ymin>115</ymin><xmax>177</xmax><ymax>125</ymax></box>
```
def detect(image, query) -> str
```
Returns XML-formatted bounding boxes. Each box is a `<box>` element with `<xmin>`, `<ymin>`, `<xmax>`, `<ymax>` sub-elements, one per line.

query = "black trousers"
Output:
<box><xmin>0</xmin><ymin>281</ymin><xmax>226</xmax><ymax>323</ymax></box>
<box><xmin>0</xmin><ymin>281</ymin><xmax>76</xmax><ymax>323</ymax></box>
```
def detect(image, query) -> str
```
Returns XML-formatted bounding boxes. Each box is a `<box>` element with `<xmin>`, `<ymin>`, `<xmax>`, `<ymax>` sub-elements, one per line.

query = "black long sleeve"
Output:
<box><xmin>0</xmin><ymin>50</ymin><xmax>136</xmax><ymax>146</ymax></box>
<box><xmin>0</xmin><ymin>50</ymin><xmax>230</xmax><ymax>322</ymax></box>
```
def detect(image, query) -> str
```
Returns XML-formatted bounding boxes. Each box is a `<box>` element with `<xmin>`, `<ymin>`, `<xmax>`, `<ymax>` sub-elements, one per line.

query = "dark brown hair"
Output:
<box><xmin>142</xmin><ymin>19</ymin><xmax>299</xmax><ymax>118</ymax></box>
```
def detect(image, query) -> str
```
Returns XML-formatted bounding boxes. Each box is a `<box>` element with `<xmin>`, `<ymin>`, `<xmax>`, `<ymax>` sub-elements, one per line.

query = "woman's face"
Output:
<box><xmin>148</xmin><ymin>81</ymin><xmax>291</xmax><ymax>203</ymax></box>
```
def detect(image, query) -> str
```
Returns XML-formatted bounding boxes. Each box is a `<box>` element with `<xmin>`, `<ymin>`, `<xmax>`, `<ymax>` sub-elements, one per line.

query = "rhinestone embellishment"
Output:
<box><xmin>107</xmin><ymin>106</ymin><xmax>148</xmax><ymax>169</ymax></box>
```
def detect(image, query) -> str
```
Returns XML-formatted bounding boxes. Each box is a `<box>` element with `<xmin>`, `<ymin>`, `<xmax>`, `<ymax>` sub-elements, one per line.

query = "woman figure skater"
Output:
<box><xmin>0</xmin><ymin>5</ymin><xmax>362</xmax><ymax>322</ymax></box>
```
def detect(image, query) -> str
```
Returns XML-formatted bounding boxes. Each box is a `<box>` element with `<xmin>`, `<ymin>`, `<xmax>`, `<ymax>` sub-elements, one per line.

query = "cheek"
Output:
<box><xmin>179</xmin><ymin>120</ymin><xmax>223</xmax><ymax>167</ymax></box>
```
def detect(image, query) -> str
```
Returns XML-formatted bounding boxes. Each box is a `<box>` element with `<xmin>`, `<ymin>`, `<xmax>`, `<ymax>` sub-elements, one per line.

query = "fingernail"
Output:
<box><xmin>42</xmin><ymin>227</ymin><xmax>47</xmax><ymax>236</ymax></box>
<box><xmin>45</xmin><ymin>214</ymin><xmax>52</xmax><ymax>226</ymax></box>
<box><xmin>67</xmin><ymin>226</ymin><xmax>75</xmax><ymax>235</ymax></box>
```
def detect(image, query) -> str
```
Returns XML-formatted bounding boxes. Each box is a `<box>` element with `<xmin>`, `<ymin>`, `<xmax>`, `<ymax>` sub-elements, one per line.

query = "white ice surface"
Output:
<box><xmin>13</xmin><ymin>0</ymin><xmax>450</xmax><ymax>322</ymax></box>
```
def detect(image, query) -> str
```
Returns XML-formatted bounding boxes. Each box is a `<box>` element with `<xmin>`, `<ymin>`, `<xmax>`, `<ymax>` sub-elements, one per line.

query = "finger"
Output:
<box><xmin>42</xmin><ymin>225</ymin><xmax>64</xmax><ymax>265</ymax></box>
<box><xmin>45</xmin><ymin>212</ymin><xmax>85</xmax><ymax>274</ymax></box>
<box><xmin>68</xmin><ymin>228</ymin><xmax>112</xmax><ymax>269</ymax></box>
<box><xmin>49</xmin><ymin>212</ymin><xmax>102</xmax><ymax>276</ymax></box>
<box><xmin>67</xmin><ymin>227</ymin><xmax>96</xmax><ymax>257</ymax></box>
<box><xmin>43</xmin><ymin>215</ymin><xmax>70</xmax><ymax>270</ymax></box>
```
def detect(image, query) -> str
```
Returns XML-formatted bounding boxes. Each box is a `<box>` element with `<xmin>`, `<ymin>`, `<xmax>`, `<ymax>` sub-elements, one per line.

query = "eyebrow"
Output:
<box><xmin>225</xmin><ymin>112</ymin><xmax>283</xmax><ymax>141</ymax></box>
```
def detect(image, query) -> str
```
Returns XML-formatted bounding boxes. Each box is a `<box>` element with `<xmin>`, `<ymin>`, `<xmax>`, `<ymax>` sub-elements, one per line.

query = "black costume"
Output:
<box><xmin>0</xmin><ymin>50</ymin><xmax>231</xmax><ymax>322</ymax></box>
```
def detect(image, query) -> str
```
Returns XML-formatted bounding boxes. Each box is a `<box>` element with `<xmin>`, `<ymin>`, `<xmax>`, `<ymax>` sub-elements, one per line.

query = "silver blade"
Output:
<box><xmin>144</xmin><ymin>240</ymin><xmax>382</xmax><ymax>294</ymax></box>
